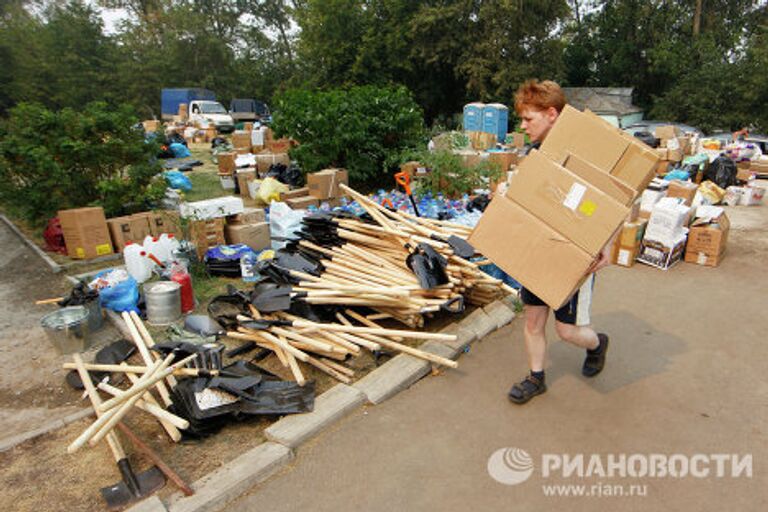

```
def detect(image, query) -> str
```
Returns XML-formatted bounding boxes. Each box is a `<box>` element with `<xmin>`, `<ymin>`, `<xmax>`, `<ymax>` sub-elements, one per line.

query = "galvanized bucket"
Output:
<box><xmin>40</xmin><ymin>306</ymin><xmax>91</xmax><ymax>355</ymax></box>
<box><xmin>144</xmin><ymin>281</ymin><xmax>182</xmax><ymax>325</ymax></box>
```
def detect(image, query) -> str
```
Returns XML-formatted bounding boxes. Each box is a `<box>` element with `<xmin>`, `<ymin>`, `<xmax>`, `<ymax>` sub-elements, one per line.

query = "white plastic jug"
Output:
<box><xmin>160</xmin><ymin>234</ymin><xmax>181</xmax><ymax>264</ymax></box>
<box><xmin>123</xmin><ymin>242</ymin><xmax>152</xmax><ymax>283</ymax></box>
<box><xmin>143</xmin><ymin>235</ymin><xmax>166</xmax><ymax>266</ymax></box>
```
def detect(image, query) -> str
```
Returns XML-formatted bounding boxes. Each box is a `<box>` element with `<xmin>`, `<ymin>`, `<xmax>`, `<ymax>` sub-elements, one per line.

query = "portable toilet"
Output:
<box><xmin>463</xmin><ymin>102</ymin><xmax>485</xmax><ymax>132</ymax></box>
<box><xmin>482</xmin><ymin>103</ymin><xmax>509</xmax><ymax>143</ymax></box>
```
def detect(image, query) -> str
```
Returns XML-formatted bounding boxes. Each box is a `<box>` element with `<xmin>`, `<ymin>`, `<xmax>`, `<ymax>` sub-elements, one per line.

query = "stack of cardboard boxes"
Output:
<box><xmin>652</xmin><ymin>125</ymin><xmax>697</xmax><ymax>177</ymax></box>
<box><xmin>224</xmin><ymin>207</ymin><xmax>270</xmax><ymax>251</ymax></box>
<box><xmin>684</xmin><ymin>206</ymin><xmax>730</xmax><ymax>267</ymax></box>
<box><xmin>469</xmin><ymin>106</ymin><xmax>658</xmax><ymax>307</ymax></box>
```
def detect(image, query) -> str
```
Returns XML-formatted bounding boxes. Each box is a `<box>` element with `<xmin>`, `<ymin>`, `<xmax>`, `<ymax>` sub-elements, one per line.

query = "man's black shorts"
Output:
<box><xmin>520</xmin><ymin>274</ymin><xmax>595</xmax><ymax>326</ymax></box>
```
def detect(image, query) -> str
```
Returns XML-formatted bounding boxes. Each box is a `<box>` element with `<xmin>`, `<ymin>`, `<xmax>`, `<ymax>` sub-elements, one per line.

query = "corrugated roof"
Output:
<box><xmin>562</xmin><ymin>87</ymin><xmax>643</xmax><ymax>116</ymax></box>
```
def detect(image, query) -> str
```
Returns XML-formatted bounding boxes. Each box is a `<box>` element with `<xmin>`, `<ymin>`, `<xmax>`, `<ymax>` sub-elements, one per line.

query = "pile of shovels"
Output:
<box><xmin>63</xmin><ymin>311</ymin><xmax>313</xmax><ymax>509</ymax></box>
<box><xmin>263</xmin><ymin>183</ymin><xmax>514</xmax><ymax>328</ymax></box>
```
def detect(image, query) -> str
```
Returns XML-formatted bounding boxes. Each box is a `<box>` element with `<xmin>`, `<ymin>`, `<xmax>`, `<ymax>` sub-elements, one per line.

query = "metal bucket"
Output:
<box><xmin>84</xmin><ymin>298</ymin><xmax>104</xmax><ymax>332</ymax></box>
<box><xmin>144</xmin><ymin>281</ymin><xmax>182</xmax><ymax>325</ymax></box>
<box><xmin>40</xmin><ymin>306</ymin><xmax>91</xmax><ymax>355</ymax></box>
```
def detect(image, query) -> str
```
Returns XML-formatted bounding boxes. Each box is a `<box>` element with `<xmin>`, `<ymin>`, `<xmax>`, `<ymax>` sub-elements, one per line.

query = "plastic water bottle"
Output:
<box><xmin>123</xmin><ymin>242</ymin><xmax>152</xmax><ymax>283</ymax></box>
<box><xmin>143</xmin><ymin>235</ymin><xmax>167</xmax><ymax>266</ymax></box>
<box><xmin>159</xmin><ymin>234</ymin><xmax>180</xmax><ymax>264</ymax></box>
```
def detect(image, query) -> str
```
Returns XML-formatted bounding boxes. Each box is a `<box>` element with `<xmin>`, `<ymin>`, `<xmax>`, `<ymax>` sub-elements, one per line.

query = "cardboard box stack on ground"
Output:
<box><xmin>666</xmin><ymin>180</ymin><xmax>698</xmax><ymax>206</ymax></box>
<box><xmin>232</xmin><ymin>131</ymin><xmax>252</xmax><ymax>154</ymax></box>
<box><xmin>224</xmin><ymin>221</ymin><xmax>271</xmax><ymax>251</ymax></box>
<box><xmin>684</xmin><ymin>206</ymin><xmax>730</xmax><ymax>267</ymax></box>
<box><xmin>639</xmin><ymin>178</ymin><xmax>669</xmax><ymax>218</ymax></box>
<box><xmin>58</xmin><ymin>207</ymin><xmax>114</xmax><ymax>259</ymax></box>
<box><xmin>611</xmin><ymin>218</ymin><xmax>648</xmax><ymax>267</ymax></box>
<box><xmin>637</xmin><ymin>197</ymin><xmax>691</xmax><ymax>270</ymax></box>
<box><xmin>469</xmin><ymin>105</ymin><xmax>658</xmax><ymax>307</ymax></box>
<box><xmin>724</xmin><ymin>184</ymin><xmax>766</xmax><ymax>206</ymax></box>
<box><xmin>189</xmin><ymin>218</ymin><xmax>225</xmax><ymax>258</ymax></box>
<box><xmin>307</xmin><ymin>168</ymin><xmax>349</xmax><ymax>200</ymax></box>
<box><xmin>106</xmin><ymin>214</ymin><xmax>153</xmax><ymax>252</ymax></box>
<box><xmin>227</xmin><ymin>207</ymin><xmax>266</xmax><ymax>225</ymax></box>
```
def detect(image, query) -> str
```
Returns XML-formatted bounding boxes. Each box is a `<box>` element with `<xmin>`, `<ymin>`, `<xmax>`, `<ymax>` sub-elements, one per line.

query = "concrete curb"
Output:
<box><xmin>0</xmin><ymin>408</ymin><xmax>93</xmax><ymax>453</ymax></box>
<box><xmin>353</xmin><ymin>354</ymin><xmax>431</xmax><ymax>405</ymax></box>
<box><xmin>126</xmin><ymin>496</ymin><xmax>168</xmax><ymax>512</ymax></box>
<box><xmin>482</xmin><ymin>300</ymin><xmax>516</xmax><ymax>330</ymax></box>
<box><xmin>264</xmin><ymin>384</ymin><xmax>366</xmax><ymax>449</ymax></box>
<box><xmin>165</xmin><ymin>442</ymin><xmax>293</xmax><ymax>512</ymax></box>
<box><xmin>458</xmin><ymin>307</ymin><xmax>497</xmax><ymax>340</ymax></box>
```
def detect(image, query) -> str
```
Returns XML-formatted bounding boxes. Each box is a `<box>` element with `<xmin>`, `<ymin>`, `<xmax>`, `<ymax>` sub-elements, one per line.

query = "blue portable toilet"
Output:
<box><xmin>463</xmin><ymin>102</ymin><xmax>485</xmax><ymax>132</ymax></box>
<box><xmin>482</xmin><ymin>103</ymin><xmax>509</xmax><ymax>143</ymax></box>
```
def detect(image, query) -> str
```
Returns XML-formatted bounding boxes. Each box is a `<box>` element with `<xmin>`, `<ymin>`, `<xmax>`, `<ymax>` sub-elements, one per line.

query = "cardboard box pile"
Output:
<box><xmin>637</xmin><ymin>197</ymin><xmax>691</xmax><ymax>270</ymax></box>
<box><xmin>58</xmin><ymin>207</ymin><xmax>114</xmax><ymax>259</ymax></box>
<box><xmin>107</xmin><ymin>214</ymin><xmax>153</xmax><ymax>252</ymax></box>
<box><xmin>611</xmin><ymin>219</ymin><xmax>647</xmax><ymax>268</ymax></box>
<box><xmin>189</xmin><ymin>218</ymin><xmax>225</xmax><ymax>259</ymax></box>
<box><xmin>307</xmin><ymin>168</ymin><xmax>348</xmax><ymax>201</ymax></box>
<box><xmin>469</xmin><ymin>105</ymin><xmax>659</xmax><ymax>307</ymax></box>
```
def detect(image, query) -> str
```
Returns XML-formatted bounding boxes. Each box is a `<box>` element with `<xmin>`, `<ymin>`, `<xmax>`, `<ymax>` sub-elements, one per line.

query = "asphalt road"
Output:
<box><xmin>231</xmin><ymin>203</ymin><xmax>768</xmax><ymax>512</ymax></box>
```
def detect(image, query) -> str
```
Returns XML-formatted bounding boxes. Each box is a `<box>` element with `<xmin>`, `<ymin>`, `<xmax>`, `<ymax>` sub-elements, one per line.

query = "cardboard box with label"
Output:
<box><xmin>637</xmin><ymin>232</ymin><xmax>687</xmax><ymax>270</ymax></box>
<box><xmin>227</xmin><ymin>207</ymin><xmax>266</xmax><ymax>225</ymax></box>
<box><xmin>685</xmin><ymin>208</ymin><xmax>729</xmax><ymax>267</ymax></box>
<box><xmin>307</xmin><ymin>169</ymin><xmax>349</xmax><ymax>200</ymax></box>
<box><xmin>468</xmin><ymin>195</ymin><xmax>594</xmax><ymax>308</ymax></box>
<box><xmin>611</xmin><ymin>219</ymin><xmax>647</xmax><ymax>268</ymax></box>
<box><xmin>107</xmin><ymin>214</ymin><xmax>153</xmax><ymax>252</ymax></box>
<box><xmin>506</xmin><ymin>150</ymin><xmax>628</xmax><ymax>255</ymax></box>
<box><xmin>540</xmin><ymin>106</ymin><xmax>659</xmax><ymax>193</ymax></box>
<box><xmin>58</xmin><ymin>207</ymin><xmax>114</xmax><ymax>259</ymax></box>
<box><xmin>224</xmin><ymin>221</ymin><xmax>271</xmax><ymax>251</ymax></box>
<box><xmin>561</xmin><ymin>153</ymin><xmax>636</xmax><ymax>207</ymax></box>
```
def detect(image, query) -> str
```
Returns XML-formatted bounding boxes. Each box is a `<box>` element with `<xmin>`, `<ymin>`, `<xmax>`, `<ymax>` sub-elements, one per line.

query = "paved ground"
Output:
<box><xmin>232</xmin><ymin>203</ymin><xmax>768</xmax><ymax>512</ymax></box>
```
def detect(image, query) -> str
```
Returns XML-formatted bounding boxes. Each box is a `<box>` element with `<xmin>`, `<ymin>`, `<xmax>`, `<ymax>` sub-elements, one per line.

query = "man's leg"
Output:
<box><xmin>554</xmin><ymin>321</ymin><xmax>599</xmax><ymax>350</ymax></box>
<box><xmin>508</xmin><ymin>304</ymin><xmax>549</xmax><ymax>404</ymax></box>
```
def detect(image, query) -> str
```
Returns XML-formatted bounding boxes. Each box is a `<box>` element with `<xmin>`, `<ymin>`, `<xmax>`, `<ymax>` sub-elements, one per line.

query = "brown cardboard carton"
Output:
<box><xmin>654</xmin><ymin>148</ymin><xmax>669</xmax><ymax>160</ymax></box>
<box><xmin>684</xmin><ymin>212</ymin><xmax>729</xmax><ymax>267</ymax></box>
<box><xmin>541</xmin><ymin>106</ymin><xmax>658</xmax><ymax>194</ymax></box>
<box><xmin>512</xmin><ymin>132</ymin><xmax>526</xmax><ymax>149</ymax></box>
<box><xmin>468</xmin><ymin>195</ymin><xmax>593</xmax><ymax>308</ymax></box>
<box><xmin>400</xmin><ymin>161</ymin><xmax>430</xmax><ymax>179</ymax></box>
<box><xmin>189</xmin><ymin>218</ymin><xmax>225</xmax><ymax>258</ymax></box>
<box><xmin>467</xmin><ymin>131</ymin><xmax>496</xmax><ymax>150</ymax></box>
<box><xmin>224</xmin><ymin>222</ymin><xmax>271</xmax><ymax>250</ymax></box>
<box><xmin>654</xmin><ymin>125</ymin><xmax>681</xmax><ymax>142</ymax></box>
<box><xmin>243</xmin><ymin>122</ymin><xmax>254</xmax><ymax>132</ymax></box>
<box><xmin>218</xmin><ymin>152</ymin><xmax>237</xmax><ymax>175</ymax></box>
<box><xmin>279</xmin><ymin>187</ymin><xmax>310</xmax><ymax>201</ymax></box>
<box><xmin>736</xmin><ymin>168</ymin><xmax>753</xmax><ymax>183</ymax></box>
<box><xmin>666</xmin><ymin>180</ymin><xmax>698</xmax><ymax>206</ymax></box>
<box><xmin>667</xmin><ymin>148</ymin><xmax>683</xmax><ymax>162</ymax></box>
<box><xmin>656</xmin><ymin>161</ymin><xmax>671</xmax><ymax>175</ymax></box>
<box><xmin>751</xmin><ymin>160</ymin><xmax>768</xmax><ymax>174</ymax></box>
<box><xmin>58</xmin><ymin>207</ymin><xmax>114</xmax><ymax>259</ymax></box>
<box><xmin>487</xmin><ymin>151</ymin><xmax>519</xmax><ymax>173</ymax></box>
<box><xmin>255</xmin><ymin>152</ymin><xmax>290</xmax><ymax>173</ymax></box>
<box><xmin>266</xmin><ymin>138</ymin><xmax>292</xmax><ymax>153</ymax></box>
<box><xmin>505</xmin><ymin>150</ymin><xmax>628</xmax><ymax>256</ymax></box>
<box><xmin>232</xmin><ymin>131</ymin><xmax>252</xmax><ymax>150</ymax></box>
<box><xmin>142</xmin><ymin>120</ymin><xmax>162</xmax><ymax>133</ymax></box>
<box><xmin>285</xmin><ymin>196</ymin><xmax>320</xmax><ymax>209</ymax></box>
<box><xmin>562</xmin><ymin>153</ymin><xmax>635</xmax><ymax>207</ymax></box>
<box><xmin>227</xmin><ymin>207</ymin><xmax>266</xmax><ymax>225</ymax></box>
<box><xmin>107</xmin><ymin>214</ymin><xmax>153</xmax><ymax>252</ymax></box>
<box><xmin>627</xmin><ymin>200</ymin><xmax>641</xmax><ymax>222</ymax></box>
<box><xmin>148</xmin><ymin>210</ymin><xmax>182</xmax><ymax>239</ymax></box>
<box><xmin>618</xmin><ymin>219</ymin><xmax>648</xmax><ymax>247</ymax></box>
<box><xmin>455</xmin><ymin>151</ymin><xmax>483</xmax><ymax>169</ymax></box>
<box><xmin>236</xmin><ymin>169</ymin><xmax>257</xmax><ymax>199</ymax></box>
<box><xmin>307</xmin><ymin>169</ymin><xmax>349</xmax><ymax>199</ymax></box>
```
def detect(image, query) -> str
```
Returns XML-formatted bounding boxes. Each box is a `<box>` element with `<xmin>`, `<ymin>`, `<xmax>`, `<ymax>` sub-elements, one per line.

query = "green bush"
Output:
<box><xmin>0</xmin><ymin>102</ymin><xmax>165</xmax><ymax>225</ymax></box>
<box><xmin>271</xmin><ymin>85</ymin><xmax>427</xmax><ymax>187</ymax></box>
<box><xmin>406</xmin><ymin>149</ymin><xmax>503</xmax><ymax>198</ymax></box>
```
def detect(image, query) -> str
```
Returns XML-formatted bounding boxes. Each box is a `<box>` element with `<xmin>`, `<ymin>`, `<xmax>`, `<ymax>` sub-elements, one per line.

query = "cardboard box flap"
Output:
<box><xmin>562</xmin><ymin>153</ymin><xmax>635</xmax><ymax>207</ymax></box>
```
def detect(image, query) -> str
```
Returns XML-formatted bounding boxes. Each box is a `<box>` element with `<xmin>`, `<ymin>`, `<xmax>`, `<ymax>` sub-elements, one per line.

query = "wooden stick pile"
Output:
<box><xmin>288</xmin><ymin>184</ymin><xmax>514</xmax><ymax>327</ymax></box>
<box><xmin>227</xmin><ymin>307</ymin><xmax>458</xmax><ymax>386</ymax></box>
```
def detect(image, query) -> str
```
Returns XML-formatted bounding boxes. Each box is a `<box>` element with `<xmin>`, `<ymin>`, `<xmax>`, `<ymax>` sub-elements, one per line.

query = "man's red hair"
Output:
<box><xmin>514</xmin><ymin>80</ymin><xmax>566</xmax><ymax>114</ymax></box>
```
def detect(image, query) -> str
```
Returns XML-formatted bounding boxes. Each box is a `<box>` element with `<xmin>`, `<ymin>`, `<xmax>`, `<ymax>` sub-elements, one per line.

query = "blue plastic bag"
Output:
<box><xmin>95</xmin><ymin>271</ymin><xmax>140</xmax><ymax>313</ymax></box>
<box><xmin>163</xmin><ymin>170</ymin><xmax>192</xmax><ymax>191</ymax></box>
<box><xmin>169</xmin><ymin>142</ymin><xmax>191</xmax><ymax>158</ymax></box>
<box><xmin>205</xmin><ymin>244</ymin><xmax>256</xmax><ymax>261</ymax></box>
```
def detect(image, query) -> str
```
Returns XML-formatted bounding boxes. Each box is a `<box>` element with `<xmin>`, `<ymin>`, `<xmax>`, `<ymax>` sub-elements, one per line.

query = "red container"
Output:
<box><xmin>171</xmin><ymin>265</ymin><xmax>194</xmax><ymax>313</ymax></box>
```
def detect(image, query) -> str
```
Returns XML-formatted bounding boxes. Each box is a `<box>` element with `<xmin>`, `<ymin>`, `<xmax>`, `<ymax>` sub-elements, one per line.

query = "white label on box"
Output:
<box><xmin>563</xmin><ymin>183</ymin><xmax>587</xmax><ymax>211</ymax></box>
<box><xmin>697</xmin><ymin>252</ymin><xmax>707</xmax><ymax>265</ymax></box>
<box><xmin>618</xmin><ymin>249</ymin><xmax>631</xmax><ymax>266</ymax></box>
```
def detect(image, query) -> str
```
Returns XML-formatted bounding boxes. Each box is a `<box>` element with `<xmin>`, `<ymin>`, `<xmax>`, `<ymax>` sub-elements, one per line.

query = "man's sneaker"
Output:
<box><xmin>582</xmin><ymin>333</ymin><xmax>609</xmax><ymax>377</ymax></box>
<box><xmin>508</xmin><ymin>374</ymin><xmax>546</xmax><ymax>404</ymax></box>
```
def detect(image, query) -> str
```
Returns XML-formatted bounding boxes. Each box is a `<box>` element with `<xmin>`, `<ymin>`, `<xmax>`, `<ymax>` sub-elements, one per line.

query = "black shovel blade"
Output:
<box><xmin>251</xmin><ymin>286</ymin><xmax>294</xmax><ymax>313</ymax></box>
<box><xmin>101</xmin><ymin>462</ymin><xmax>165</xmax><ymax>511</ymax></box>
<box><xmin>446</xmin><ymin>235</ymin><xmax>475</xmax><ymax>259</ymax></box>
<box><xmin>240</xmin><ymin>319</ymin><xmax>293</xmax><ymax>330</ymax></box>
<box><xmin>407</xmin><ymin>244</ymin><xmax>448</xmax><ymax>289</ymax></box>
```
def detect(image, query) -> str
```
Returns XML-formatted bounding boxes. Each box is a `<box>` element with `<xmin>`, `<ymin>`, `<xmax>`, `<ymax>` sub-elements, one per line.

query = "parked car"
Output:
<box><xmin>160</xmin><ymin>88</ymin><xmax>235</xmax><ymax>133</ymax></box>
<box><xmin>188</xmin><ymin>100</ymin><xmax>235</xmax><ymax>133</ymax></box>
<box><xmin>229</xmin><ymin>98</ymin><xmax>272</xmax><ymax>124</ymax></box>
<box><xmin>622</xmin><ymin>121</ymin><xmax>703</xmax><ymax>138</ymax></box>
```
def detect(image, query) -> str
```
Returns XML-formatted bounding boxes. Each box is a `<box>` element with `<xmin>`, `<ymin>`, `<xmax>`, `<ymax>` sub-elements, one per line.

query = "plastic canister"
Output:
<box><xmin>123</xmin><ymin>242</ymin><xmax>152</xmax><ymax>283</ymax></box>
<box><xmin>170</xmin><ymin>263</ymin><xmax>195</xmax><ymax>313</ymax></box>
<box><xmin>144</xmin><ymin>281</ymin><xmax>182</xmax><ymax>325</ymax></box>
<box><xmin>143</xmin><ymin>235</ymin><xmax>167</xmax><ymax>266</ymax></box>
<box><xmin>160</xmin><ymin>234</ymin><xmax>181</xmax><ymax>263</ymax></box>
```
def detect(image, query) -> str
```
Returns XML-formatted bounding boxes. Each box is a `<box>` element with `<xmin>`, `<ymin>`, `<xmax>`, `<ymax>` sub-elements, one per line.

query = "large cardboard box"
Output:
<box><xmin>468</xmin><ymin>195</ymin><xmax>593</xmax><ymax>308</ymax></box>
<box><xmin>189</xmin><ymin>218</ymin><xmax>225</xmax><ymax>258</ymax></box>
<box><xmin>540</xmin><ymin>106</ymin><xmax>659</xmax><ymax>193</ymax></box>
<box><xmin>610</xmin><ymin>219</ymin><xmax>647</xmax><ymax>268</ymax></box>
<box><xmin>227</xmin><ymin>207</ymin><xmax>266</xmax><ymax>225</ymax></box>
<box><xmin>231</xmin><ymin>131</ymin><xmax>252</xmax><ymax>150</ymax></box>
<box><xmin>685</xmin><ymin>211</ymin><xmax>729</xmax><ymax>267</ymax></box>
<box><xmin>218</xmin><ymin>152</ymin><xmax>237</xmax><ymax>175</ymax></box>
<box><xmin>307</xmin><ymin>169</ymin><xmax>349</xmax><ymax>200</ymax></box>
<box><xmin>58</xmin><ymin>207</ymin><xmax>114</xmax><ymax>259</ymax></box>
<box><xmin>236</xmin><ymin>169</ymin><xmax>257</xmax><ymax>199</ymax></box>
<box><xmin>224</xmin><ymin>222</ymin><xmax>271</xmax><ymax>251</ymax></box>
<box><xmin>506</xmin><ymin>150</ymin><xmax>628</xmax><ymax>256</ymax></box>
<box><xmin>255</xmin><ymin>152</ymin><xmax>290</xmax><ymax>173</ymax></box>
<box><xmin>107</xmin><ymin>214</ymin><xmax>153</xmax><ymax>252</ymax></box>
<box><xmin>666</xmin><ymin>180</ymin><xmax>698</xmax><ymax>206</ymax></box>
<box><xmin>561</xmin><ymin>153</ymin><xmax>635</xmax><ymax>207</ymax></box>
<box><xmin>148</xmin><ymin>210</ymin><xmax>183</xmax><ymax>239</ymax></box>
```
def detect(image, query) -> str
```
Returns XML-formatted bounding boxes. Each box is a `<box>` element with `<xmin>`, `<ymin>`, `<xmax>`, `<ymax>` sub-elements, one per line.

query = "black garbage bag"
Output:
<box><xmin>704</xmin><ymin>156</ymin><xmax>738</xmax><ymax>189</ymax></box>
<box><xmin>211</xmin><ymin>137</ymin><xmax>228</xmax><ymax>148</ymax></box>
<box><xmin>265</xmin><ymin>163</ymin><xmax>303</xmax><ymax>187</ymax></box>
<box><xmin>467</xmin><ymin>194</ymin><xmax>491</xmax><ymax>213</ymax></box>
<box><xmin>632</xmin><ymin>130</ymin><xmax>659</xmax><ymax>148</ymax></box>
